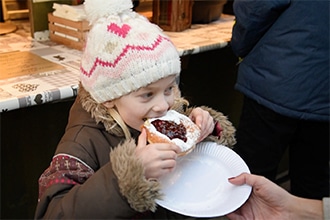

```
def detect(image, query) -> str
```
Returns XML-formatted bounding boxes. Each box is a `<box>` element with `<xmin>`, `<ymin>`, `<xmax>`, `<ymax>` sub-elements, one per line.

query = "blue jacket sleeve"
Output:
<box><xmin>231</xmin><ymin>0</ymin><xmax>290</xmax><ymax>57</ymax></box>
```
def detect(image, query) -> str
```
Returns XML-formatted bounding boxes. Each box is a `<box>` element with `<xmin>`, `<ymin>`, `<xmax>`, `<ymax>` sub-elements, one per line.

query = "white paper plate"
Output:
<box><xmin>156</xmin><ymin>141</ymin><xmax>252</xmax><ymax>217</ymax></box>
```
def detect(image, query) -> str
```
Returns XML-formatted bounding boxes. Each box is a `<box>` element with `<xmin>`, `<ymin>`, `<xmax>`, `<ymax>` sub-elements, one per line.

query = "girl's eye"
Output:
<box><xmin>165</xmin><ymin>86</ymin><xmax>174</xmax><ymax>95</ymax></box>
<box><xmin>141</xmin><ymin>92</ymin><xmax>153</xmax><ymax>99</ymax></box>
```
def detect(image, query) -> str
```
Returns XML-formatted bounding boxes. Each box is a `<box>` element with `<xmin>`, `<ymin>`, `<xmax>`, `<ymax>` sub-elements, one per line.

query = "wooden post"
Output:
<box><xmin>152</xmin><ymin>0</ymin><xmax>193</xmax><ymax>32</ymax></box>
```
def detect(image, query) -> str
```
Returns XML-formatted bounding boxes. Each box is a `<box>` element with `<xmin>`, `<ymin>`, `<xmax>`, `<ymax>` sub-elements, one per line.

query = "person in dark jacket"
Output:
<box><xmin>231</xmin><ymin>0</ymin><xmax>329</xmax><ymax>200</ymax></box>
<box><xmin>35</xmin><ymin>0</ymin><xmax>236</xmax><ymax>218</ymax></box>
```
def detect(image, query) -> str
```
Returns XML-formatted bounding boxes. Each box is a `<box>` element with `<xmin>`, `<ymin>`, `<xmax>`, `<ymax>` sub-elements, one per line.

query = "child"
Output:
<box><xmin>35</xmin><ymin>0</ymin><xmax>236</xmax><ymax>218</ymax></box>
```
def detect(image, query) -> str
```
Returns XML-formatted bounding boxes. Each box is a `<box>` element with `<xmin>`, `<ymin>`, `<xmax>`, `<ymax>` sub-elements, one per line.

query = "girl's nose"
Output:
<box><xmin>153</xmin><ymin>95</ymin><xmax>170</xmax><ymax>113</ymax></box>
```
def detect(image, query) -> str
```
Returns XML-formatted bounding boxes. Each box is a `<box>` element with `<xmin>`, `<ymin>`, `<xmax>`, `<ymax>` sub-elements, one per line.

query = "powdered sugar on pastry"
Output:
<box><xmin>142</xmin><ymin>110</ymin><xmax>201</xmax><ymax>156</ymax></box>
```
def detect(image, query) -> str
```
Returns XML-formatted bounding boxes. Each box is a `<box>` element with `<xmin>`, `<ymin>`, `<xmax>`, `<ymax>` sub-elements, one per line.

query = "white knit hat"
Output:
<box><xmin>80</xmin><ymin>0</ymin><xmax>181</xmax><ymax>103</ymax></box>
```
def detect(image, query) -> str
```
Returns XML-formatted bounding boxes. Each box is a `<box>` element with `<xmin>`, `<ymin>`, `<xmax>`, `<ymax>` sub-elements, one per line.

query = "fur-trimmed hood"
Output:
<box><xmin>76</xmin><ymin>83</ymin><xmax>127</xmax><ymax>137</ymax></box>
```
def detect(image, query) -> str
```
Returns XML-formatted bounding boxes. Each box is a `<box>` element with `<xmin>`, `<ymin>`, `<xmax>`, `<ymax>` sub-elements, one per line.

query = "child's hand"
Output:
<box><xmin>135</xmin><ymin>129</ymin><xmax>181</xmax><ymax>180</ymax></box>
<box><xmin>189</xmin><ymin>107</ymin><xmax>214</xmax><ymax>142</ymax></box>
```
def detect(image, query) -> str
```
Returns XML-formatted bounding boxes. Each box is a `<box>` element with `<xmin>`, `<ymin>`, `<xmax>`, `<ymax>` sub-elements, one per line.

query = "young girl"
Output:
<box><xmin>35</xmin><ymin>0</ymin><xmax>236</xmax><ymax>218</ymax></box>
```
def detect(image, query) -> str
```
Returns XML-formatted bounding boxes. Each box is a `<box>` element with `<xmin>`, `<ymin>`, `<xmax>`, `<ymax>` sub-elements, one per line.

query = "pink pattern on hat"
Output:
<box><xmin>85</xmin><ymin>40</ymin><xmax>172</xmax><ymax>82</ymax></box>
<box><xmin>107</xmin><ymin>23</ymin><xmax>131</xmax><ymax>38</ymax></box>
<box><xmin>81</xmin><ymin>35</ymin><xmax>171</xmax><ymax>78</ymax></box>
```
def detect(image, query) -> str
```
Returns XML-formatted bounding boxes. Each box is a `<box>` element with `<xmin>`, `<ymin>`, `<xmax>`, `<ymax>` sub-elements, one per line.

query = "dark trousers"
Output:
<box><xmin>234</xmin><ymin>96</ymin><xmax>329</xmax><ymax>200</ymax></box>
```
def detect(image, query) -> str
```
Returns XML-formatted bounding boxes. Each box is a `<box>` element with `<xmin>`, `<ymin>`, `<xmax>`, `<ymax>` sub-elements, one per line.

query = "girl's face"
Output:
<box><xmin>111</xmin><ymin>75</ymin><xmax>177</xmax><ymax>130</ymax></box>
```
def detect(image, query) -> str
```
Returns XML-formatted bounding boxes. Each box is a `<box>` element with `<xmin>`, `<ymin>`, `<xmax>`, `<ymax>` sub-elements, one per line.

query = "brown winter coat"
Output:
<box><xmin>35</xmin><ymin>85</ymin><xmax>236</xmax><ymax>219</ymax></box>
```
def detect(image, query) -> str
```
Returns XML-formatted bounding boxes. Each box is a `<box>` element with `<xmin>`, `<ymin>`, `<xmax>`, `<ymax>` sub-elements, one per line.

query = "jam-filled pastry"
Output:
<box><xmin>142</xmin><ymin>110</ymin><xmax>201</xmax><ymax>156</ymax></box>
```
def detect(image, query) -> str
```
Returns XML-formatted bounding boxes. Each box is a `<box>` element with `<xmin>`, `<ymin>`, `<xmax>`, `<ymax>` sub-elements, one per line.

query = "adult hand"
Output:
<box><xmin>226</xmin><ymin>173</ymin><xmax>323</xmax><ymax>220</ymax></box>
<box><xmin>135</xmin><ymin>128</ymin><xmax>181</xmax><ymax>179</ymax></box>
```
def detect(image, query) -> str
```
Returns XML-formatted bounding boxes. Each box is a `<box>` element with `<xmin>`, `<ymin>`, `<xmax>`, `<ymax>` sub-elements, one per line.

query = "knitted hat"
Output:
<box><xmin>80</xmin><ymin>0</ymin><xmax>181</xmax><ymax>103</ymax></box>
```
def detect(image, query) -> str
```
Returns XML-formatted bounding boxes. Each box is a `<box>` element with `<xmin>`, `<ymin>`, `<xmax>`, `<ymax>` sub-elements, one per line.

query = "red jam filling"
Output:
<box><xmin>151</xmin><ymin>119</ymin><xmax>187</xmax><ymax>142</ymax></box>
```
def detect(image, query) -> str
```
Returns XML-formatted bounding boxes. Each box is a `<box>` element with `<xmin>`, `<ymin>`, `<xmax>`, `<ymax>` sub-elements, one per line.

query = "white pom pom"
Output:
<box><xmin>84</xmin><ymin>0</ymin><xmax>133</xmax><ymax>24</ymax></box>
